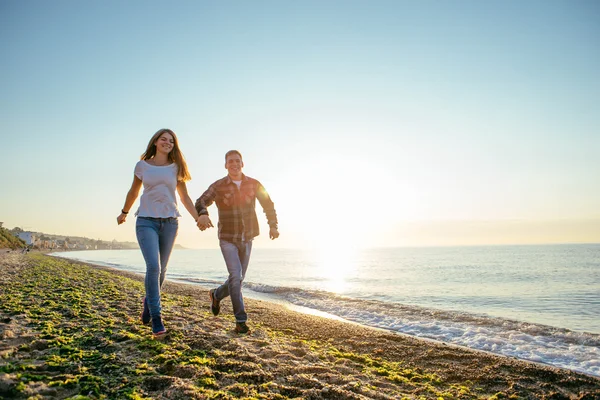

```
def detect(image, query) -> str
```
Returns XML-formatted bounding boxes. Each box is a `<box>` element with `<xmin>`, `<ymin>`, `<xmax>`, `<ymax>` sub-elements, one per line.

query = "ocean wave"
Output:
<box><xmin>242</xmin><ymin>282</ymin><xmax>600</xmax><ymax>377</ymax></box>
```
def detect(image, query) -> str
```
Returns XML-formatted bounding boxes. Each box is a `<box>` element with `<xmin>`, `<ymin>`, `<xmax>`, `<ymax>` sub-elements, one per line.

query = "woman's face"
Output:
<box><xmin>155</xmin><ymin>131</ymin><xmax>175</xmax><ymax>154</ymax></box>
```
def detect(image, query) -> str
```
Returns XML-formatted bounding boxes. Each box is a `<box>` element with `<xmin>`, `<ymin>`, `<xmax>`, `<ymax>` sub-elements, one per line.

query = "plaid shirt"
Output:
<box><xmin>195</xmin><ymin>174</ymin><xmax>278</xmax><ymax>243</ymax></box>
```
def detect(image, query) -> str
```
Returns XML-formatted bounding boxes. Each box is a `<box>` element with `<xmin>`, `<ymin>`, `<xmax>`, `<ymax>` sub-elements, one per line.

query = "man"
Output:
<box><xmin>195</xmin><ymin>150</ymin><xmax>279</xmax><ymax>334</ymax></box>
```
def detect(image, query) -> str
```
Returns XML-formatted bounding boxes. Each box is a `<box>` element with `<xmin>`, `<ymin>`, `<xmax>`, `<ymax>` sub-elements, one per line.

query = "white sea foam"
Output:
<box><xmin>241</xmin><ymin>283</ymin><xmax>600</xmax><ymax>377</ymax></box>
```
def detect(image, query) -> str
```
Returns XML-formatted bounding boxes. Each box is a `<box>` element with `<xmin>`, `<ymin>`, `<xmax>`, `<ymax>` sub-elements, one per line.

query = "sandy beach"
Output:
<box><xmin>1</xmin><ymin>251</ymin><xmax>598</xmax><ymax>399</ymax></box>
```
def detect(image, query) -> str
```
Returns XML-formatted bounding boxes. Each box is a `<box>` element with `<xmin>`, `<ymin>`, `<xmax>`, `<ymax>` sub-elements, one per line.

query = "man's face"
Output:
<box><xmin>225</xmin><ymin>153</ymin><xmax>243</xmax><ymax>178</ymax></box>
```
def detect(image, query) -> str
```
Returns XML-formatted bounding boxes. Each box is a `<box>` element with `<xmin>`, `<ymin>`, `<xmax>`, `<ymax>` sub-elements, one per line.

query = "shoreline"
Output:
<box><xmin>50</xmin><ymin>250</ymin><xmax>600</xmax><ymax>378</ymax></box>
<box><xmin>49</xmin><ymin>247</ymin><xmax>600</xmax><ymax>336</ymax></box>
<box><xmin>1</xmin><ymin>252</ymin><xmax>599</xmax><ymax>399</ymax></box>
<box><xmin>177</xmin><ymin>278</ymin><xmax>600</xmax><ymax>380</ymax></box>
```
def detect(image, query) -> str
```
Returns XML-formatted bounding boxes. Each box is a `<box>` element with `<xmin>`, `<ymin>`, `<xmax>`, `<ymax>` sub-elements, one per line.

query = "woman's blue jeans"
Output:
<box><xmin>136</xmin><ymin>217</ymin><xmax>178</xmax><ymax>318</ymax></box>
<box><xmin>215</xmin><ymin>239</ymin><xmax>253</xmax><ymax>323</ymax></box>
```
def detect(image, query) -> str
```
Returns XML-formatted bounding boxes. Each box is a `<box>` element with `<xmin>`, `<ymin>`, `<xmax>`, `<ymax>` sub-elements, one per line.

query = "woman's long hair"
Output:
<box><xmin>140</xmin><ymin>128</ymin><xmax>192</xmax><ymax>182</ymax></box>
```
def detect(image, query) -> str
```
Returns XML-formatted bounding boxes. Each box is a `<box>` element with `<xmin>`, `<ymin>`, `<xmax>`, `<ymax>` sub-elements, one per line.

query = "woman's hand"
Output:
<box><xmin>118</xmin><ymin>176</ymin><xmax>142</xmax><ymax>225</ymax></box>
<box><xmin>117</xmin><ymin>213</ymin><xmax>127</xmax><ymax>225</ymax></box>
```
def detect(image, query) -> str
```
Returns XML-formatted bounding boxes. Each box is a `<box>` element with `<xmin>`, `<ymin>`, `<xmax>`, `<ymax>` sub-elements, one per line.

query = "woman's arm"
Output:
<box><xmin>117</xmin><ymin>176</ymin><xmax>142</xmax><ymax>225</ymax></box>
<box><xmin>177</xmin><ymin>181</ymin><xmax>201</xmax><ymax>222</ymax></box>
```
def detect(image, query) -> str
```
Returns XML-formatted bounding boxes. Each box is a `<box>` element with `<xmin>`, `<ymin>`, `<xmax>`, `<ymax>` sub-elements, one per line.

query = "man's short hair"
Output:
<box><xmin>225</xmin><ymin>150</ymin><xmax>242</xmax><ymax>161</ymax></box>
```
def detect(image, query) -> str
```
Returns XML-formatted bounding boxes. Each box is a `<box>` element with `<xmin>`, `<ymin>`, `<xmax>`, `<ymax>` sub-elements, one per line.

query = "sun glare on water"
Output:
<box><xmin>314</xmin><ymin>245</ymin><xmax>359</xmax><ymax>293</ymax></box>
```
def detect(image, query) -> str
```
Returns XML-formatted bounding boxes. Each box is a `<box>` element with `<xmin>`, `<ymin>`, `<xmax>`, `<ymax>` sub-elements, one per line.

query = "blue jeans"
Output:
<box><xmin>136</xmin><ymin>217</ymin><xmax>178</xmax><ymax>318</ymax></box>
<box><xmin>215</xmin><ymin>240</ymin><xmax>253</xmax><ymax>323</ymax></box>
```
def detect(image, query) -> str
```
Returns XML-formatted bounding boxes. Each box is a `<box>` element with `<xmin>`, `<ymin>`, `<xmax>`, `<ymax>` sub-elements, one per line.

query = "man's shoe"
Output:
<box><xmin>140</xmin><ymin>297</ymin><xmax>150</xmax><ymax>325</ymax></box>
<box><xmin>209</xmin><ymin>289</ymin><xmax>220</xmax><ymax>316</ymax></box>
<box><xmin>151</xmin><ymin>316</ymin><xmax>167</xmax><ymax>339</ymax></box>
<box><xmin>235</xmin><ymin>322</ymin><xmax>250</xmax><ymax>334</ymax></box>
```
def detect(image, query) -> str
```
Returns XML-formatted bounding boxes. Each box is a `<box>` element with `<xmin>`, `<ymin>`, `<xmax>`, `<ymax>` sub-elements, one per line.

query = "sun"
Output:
<box><xmin>283</xmin><ymin>152</ymin><xmax>391</xmax><ymax>247</ymax></box>
<box><xmin>276</xmin><ymin>152</ymin><xmax>391</xmax><ymax>292</ymax></box>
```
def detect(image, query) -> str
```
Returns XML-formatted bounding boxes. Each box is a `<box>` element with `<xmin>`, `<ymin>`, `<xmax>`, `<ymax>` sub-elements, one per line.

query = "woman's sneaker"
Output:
<box><xmin>209</xmin><ymin>289</ymin><xmax>220</xmax><ymax>316</ymax></box>
<box><xmin>151</xmin><ymin>316</ymin><xmax>167</xmax><ymax>339</ymax></box>
<box><xmin>140</xmin><ymin>297</ymin><xmax>150</xmax><ymax>325</ymax></box>
<box><xmin>235</xmin><ymin>322</ymin><xmax>250</xmax><ymax>334</ymax></box>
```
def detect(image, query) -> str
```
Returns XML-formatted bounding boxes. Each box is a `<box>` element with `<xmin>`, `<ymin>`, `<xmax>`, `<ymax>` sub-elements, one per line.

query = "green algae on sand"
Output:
<box><xmin>1</xmin><ymin>252</ymin><xmax>599</xmax><ymax>399</ymax></box>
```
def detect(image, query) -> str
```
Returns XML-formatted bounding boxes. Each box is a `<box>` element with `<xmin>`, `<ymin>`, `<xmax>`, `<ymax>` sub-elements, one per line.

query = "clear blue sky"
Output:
<box><xmin>1</xmin><ymin>0</ymin><xmax>599</xmax><ymax>249</ymax></box>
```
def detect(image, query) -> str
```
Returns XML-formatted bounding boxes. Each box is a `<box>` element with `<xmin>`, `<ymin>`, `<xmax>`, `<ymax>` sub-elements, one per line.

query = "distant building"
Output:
<box><xmin>17</xmin><ymin>231</ymin><xmax>36</xmax><ymax>245</ymax></box>
<box><xmin>34</xmin><ymin>238</ymin><xmax>55</xmax><ymax>249</ymax></box>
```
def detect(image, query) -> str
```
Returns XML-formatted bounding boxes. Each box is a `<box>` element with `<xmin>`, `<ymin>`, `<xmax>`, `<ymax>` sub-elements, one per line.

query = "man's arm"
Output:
<box><xmin>256</xmin><ymin>181</ymin><xmax>279</xmax><ymax>239</ymax></box>
<box><xmin>195</xmin><ymin>183</ymin><xmax>218</xmax><ymax>231</ymax></box>
<box><xmin>195</xmin><ymin>183</ymin><xmax>217</xmax><ymax>216</ymax></box>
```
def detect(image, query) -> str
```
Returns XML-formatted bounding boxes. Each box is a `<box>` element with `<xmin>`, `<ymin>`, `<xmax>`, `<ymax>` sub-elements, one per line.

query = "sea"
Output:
<box><xmin>53</xmin><ymin>243</ymin><xmax>600</xmax><ymax>377</ymax></box>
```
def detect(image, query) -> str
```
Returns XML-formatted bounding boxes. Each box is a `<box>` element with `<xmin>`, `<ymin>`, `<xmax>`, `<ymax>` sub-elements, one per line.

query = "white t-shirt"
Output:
<box><xmin>134</xmin><ymin>160</ymin><xmax>181</xmax><ymax>218</ymax></box>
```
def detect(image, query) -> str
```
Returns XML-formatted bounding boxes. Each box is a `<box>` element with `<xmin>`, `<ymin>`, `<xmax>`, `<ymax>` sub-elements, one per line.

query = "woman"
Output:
<box><xmin>117</xmin><ymin>128</ymin><xmax>199</xmax><ymax>339</ymax></box>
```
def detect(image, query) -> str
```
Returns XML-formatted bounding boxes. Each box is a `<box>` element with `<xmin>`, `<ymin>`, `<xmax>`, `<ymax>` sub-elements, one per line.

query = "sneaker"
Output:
<box><xmin>140</xmin><ymin>297</ymin><xmax>150</xmax><ymax>325</ymax></box>
<box><xmin>151</xmin><ymin>316</ymin><xmax>167</xmax><ymax>339</ymax></box>
<box><xmin>235</xmin><ymin>322</ymin><xmax>250</xmax><ymax>334</ymax></box>
<box><xmin>209</xmin><ymin>289</ymin><xmax>220</xmax><ymax>316</ymax></box>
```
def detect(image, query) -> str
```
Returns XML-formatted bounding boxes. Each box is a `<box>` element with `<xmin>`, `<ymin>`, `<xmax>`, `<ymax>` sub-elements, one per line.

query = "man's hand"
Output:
<box><xmin>269</xmin><ymin>226</ymin><xmax>279</xmax><ymax>240</ymax></box>
<box><xmin>196</xmin><ymin>215</ymin><xmax>214</xmax><ymax>231</ymax></box>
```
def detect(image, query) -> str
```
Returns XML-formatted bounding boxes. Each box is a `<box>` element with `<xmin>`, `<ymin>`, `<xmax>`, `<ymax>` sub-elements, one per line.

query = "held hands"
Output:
<box><xmin>197</xmin><ymin>215</ymin><xmax>214</xmax><ymax>231</ymax></box>
<box><xmin>269</xmin><ymin>226</ymin><xmax>279</xmax><ymax>240</ymax></box>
